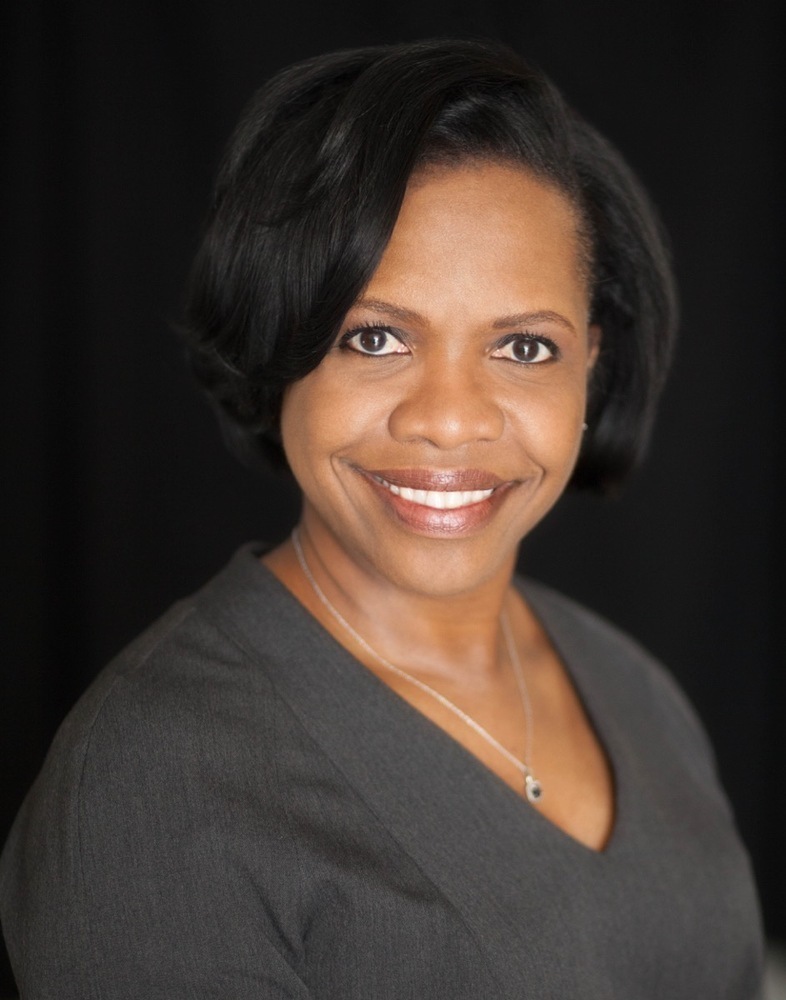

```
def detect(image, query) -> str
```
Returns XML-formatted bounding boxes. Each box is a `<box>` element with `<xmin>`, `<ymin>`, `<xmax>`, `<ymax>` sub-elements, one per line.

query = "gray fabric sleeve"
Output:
<box><xmin>1</xmin><ymin>611</ymin><xmax>314</xmax><ymax>999</ymax></box>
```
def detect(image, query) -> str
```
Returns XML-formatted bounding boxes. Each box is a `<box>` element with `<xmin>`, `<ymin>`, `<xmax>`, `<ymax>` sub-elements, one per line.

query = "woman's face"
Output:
<box><xmin>281</xmin><ymin>161</ymin><xmax>599</xmax><ymax>598</ymax></box>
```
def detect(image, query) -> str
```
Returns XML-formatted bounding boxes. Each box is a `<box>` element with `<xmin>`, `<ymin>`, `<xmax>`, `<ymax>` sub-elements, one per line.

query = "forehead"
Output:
<box><xmin>406</xmin><ymin>158</ymin><xmax>578</xmax><ymax>230</ymax></box>
<box><xmin>364</xmin><ymin>161</ymin><xmax>590</xmax><ymax>317</ymax></box>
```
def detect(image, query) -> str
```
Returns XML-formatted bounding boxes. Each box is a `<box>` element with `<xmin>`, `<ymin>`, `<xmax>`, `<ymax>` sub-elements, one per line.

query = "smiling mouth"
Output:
<box><xmin>356</xmin><ymin>466</ymin><xmax>516</xmax><ymax>537</ymax></box>
<box><xmin>370</xmin><ymin>476</ymin><xmax>495</xmax><ymax>510</ymax></box>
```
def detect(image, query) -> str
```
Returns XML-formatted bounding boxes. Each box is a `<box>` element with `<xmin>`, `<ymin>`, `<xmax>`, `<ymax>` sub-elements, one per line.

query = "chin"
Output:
<box><xmin>359</xmin><ymin>528</ymin><xmax>524</xmax><ymax>599</ymax></box>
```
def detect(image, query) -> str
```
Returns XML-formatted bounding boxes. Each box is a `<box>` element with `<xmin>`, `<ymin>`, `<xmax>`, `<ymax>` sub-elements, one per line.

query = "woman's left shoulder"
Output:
<box><xmin>518</xmin><ymin>576</ymin><xmax>718</xmax><ymax>768</ymax></box>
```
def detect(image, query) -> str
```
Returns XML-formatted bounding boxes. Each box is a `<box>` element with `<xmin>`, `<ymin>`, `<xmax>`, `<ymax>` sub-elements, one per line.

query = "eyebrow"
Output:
<box><xmin>353</xmin><ymin>299</ymin><xmax>578</xmax><ymax>337</ymax></box>
<box><xmin>354</xmin><ymin>298</ymin><xmax>425</xmax><ymax>325</ymax></box>
<box><xmin>492</xmin><ymin>310</ymin><xmax>578</xmax><ymax>337</ymax></box>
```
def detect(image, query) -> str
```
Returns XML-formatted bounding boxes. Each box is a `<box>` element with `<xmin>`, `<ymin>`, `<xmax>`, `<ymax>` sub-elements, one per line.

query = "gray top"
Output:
<box><xmin>1</xmin><ymin>544</ymin><xmax>764</xmax><ymax>999</ymax></box>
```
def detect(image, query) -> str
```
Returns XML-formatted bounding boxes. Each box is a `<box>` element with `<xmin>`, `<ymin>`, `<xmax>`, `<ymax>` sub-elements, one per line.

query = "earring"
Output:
<box><xmin>582</xmin><ymin>421</ymin><xmax>588</xmax><ymax>432</ymax></box>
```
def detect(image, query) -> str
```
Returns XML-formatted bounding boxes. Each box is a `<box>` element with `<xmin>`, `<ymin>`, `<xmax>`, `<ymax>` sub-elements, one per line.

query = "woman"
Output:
<box><xmin>1</xmin><ymin>39</ymin><xmax>763</xmax><ymax>997</ymax></box>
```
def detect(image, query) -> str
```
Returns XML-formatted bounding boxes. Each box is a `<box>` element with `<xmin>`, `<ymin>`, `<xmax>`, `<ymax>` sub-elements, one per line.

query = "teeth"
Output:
<box><xmin>382</xmin><ymin>481</ymin><xmax>494</xmax><ymax>509</ymax></box>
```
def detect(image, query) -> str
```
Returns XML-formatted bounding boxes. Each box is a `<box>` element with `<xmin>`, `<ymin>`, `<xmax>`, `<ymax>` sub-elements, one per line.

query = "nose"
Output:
<box><xmin>387</xmin><ymin>360</ymin><xmax>505</xmax><ymax>449</ymax></box>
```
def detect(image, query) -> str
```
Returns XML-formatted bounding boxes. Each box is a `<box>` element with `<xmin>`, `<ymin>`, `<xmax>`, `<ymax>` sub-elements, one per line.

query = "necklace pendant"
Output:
<box><xmin>525</xmin><ymin>773</ymin><xmax>543</xmax><ymax>803</ymax></box>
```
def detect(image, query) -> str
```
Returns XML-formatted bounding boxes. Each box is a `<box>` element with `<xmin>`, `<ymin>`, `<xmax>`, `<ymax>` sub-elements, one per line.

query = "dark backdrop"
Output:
<box><xmin>2</xmin><ymin>1</ymin><xmax>782</xmax><ymax>991</ymax></box>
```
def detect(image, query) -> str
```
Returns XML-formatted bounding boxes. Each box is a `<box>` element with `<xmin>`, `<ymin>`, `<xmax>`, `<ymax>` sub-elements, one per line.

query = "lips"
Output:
<box><xmin>356</xmin><ymin>467</ymin><xmax>516</xmax><ymax>536</ymax></box>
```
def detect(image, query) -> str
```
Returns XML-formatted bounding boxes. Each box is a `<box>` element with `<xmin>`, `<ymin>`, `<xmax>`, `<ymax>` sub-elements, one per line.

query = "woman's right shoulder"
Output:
<box><xmin>52</xmin><ymin>543</ymin><xmax>299</xmax><ymax>760</ymax></box>
<box><xmin>4</xmin><ymin>607</ymin><xmax>276</xmax><ymax>864</ymax></box>
<box><xmin>0</xmin><ymin>546</ymin><xmax>323</xmax><ymax>996</ymax></box>
<box><xmin>3</xmin><ymin>544</ymin><xmax>314</xmax><ymax>860</ymax></box>
<box><xmin>59</xmin><ymin>597</ymin><xmax>265</xmax><ymax>758</ymax></box>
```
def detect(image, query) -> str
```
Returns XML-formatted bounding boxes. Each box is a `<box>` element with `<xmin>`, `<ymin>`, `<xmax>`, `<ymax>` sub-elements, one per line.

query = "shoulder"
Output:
<box><xmin>35</xmin><ymin>574</ymin><xmax>275</xmax><ymax>788</ymax></box>
<box><xmin>519</xmin><ymin>576</ymin><xmax>720</xmax><ymax>776</ymax></box>
<box><xmin>50</xmin><ymin>543</ymin><xmax>305</xmax><ymax>757</ymax></box>
<box><xmin>0</xmin><ymin>545</ymin><xmax>321</xmax><ymax>992</ymax></box>
<box><xmin>521</xmin><ymin>575</ymin><xmax>661</xmax><ymax>668</ymax></box>
<box><xmin>13</xmin><ymin>545</ymin><xmax>313</xmax><ymax>819</ymax></box>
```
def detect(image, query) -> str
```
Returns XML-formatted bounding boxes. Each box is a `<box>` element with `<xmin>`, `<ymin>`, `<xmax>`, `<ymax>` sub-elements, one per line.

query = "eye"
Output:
<box><xmin>340</xmin><ymin>324</ymin><xmax>409</xmax><ymax>357</ymax></box>
<box><xmin>492</xmin><ymin>334</ymin><xmax>559</xmax><ymax>365</ymax></box>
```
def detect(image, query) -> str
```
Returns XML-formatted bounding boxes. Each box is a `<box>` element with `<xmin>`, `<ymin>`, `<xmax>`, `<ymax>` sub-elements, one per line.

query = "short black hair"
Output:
<box><xmin>182</xmin><ymin>38</ymin><xmax>677</xmax><ymax>492</ymax></box>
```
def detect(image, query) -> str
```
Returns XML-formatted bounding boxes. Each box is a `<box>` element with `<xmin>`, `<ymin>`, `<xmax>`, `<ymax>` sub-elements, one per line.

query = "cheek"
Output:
<box><xmin>506</xmin><ymin>376</ymin><xmax>587</xmax><ymax>454</ymax></box>
<box><xmin>280</xmin><ymin>380</ymin><xmax>325</xmax><ymax>475</ymax></box>
<box><xmin>280</xmin><ymin>370</ymin><xmax>382</xmax><ymax>473</ymax></box>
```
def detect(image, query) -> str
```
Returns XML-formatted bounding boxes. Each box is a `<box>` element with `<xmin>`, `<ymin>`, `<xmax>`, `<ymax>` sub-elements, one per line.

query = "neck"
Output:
<box><xmin>288</xmin><ymin>516</ymin><xmax>520</xmax><ymax>684</ymax></box>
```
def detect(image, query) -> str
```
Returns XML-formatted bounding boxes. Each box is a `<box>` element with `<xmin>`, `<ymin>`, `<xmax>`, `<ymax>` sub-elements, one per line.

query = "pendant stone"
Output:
<box><xmin>525</xmin><ymin>774</ymin><xmax>543</xmax><ymax>803</ymax></box>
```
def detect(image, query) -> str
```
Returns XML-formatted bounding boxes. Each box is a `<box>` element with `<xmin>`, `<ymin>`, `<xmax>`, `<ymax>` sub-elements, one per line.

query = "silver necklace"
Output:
<box><xmin>292</xmin><ymin>528</ymin><xmax>543</xmax><ymax>803</ymax></box>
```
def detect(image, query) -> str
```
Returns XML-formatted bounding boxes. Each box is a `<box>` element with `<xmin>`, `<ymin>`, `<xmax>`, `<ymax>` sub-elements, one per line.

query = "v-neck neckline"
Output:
<box><xmin>208</xmin><ymin>545</ymin><xmax>626</xmax><ymax>860</ymax></box>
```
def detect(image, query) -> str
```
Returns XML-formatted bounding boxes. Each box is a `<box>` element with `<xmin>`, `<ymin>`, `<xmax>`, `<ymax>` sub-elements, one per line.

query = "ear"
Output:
<box><xmin>587</xmin><ymin>323</ymin><xmax>602</xmax><ymax>370</ymax></box>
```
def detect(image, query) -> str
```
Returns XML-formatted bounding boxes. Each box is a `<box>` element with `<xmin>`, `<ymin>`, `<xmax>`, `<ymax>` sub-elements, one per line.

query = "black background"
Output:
<box><xmin>2</xmin><ymin>1</ymin><xmax>782</xmax><ymax>991</ymax></box>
